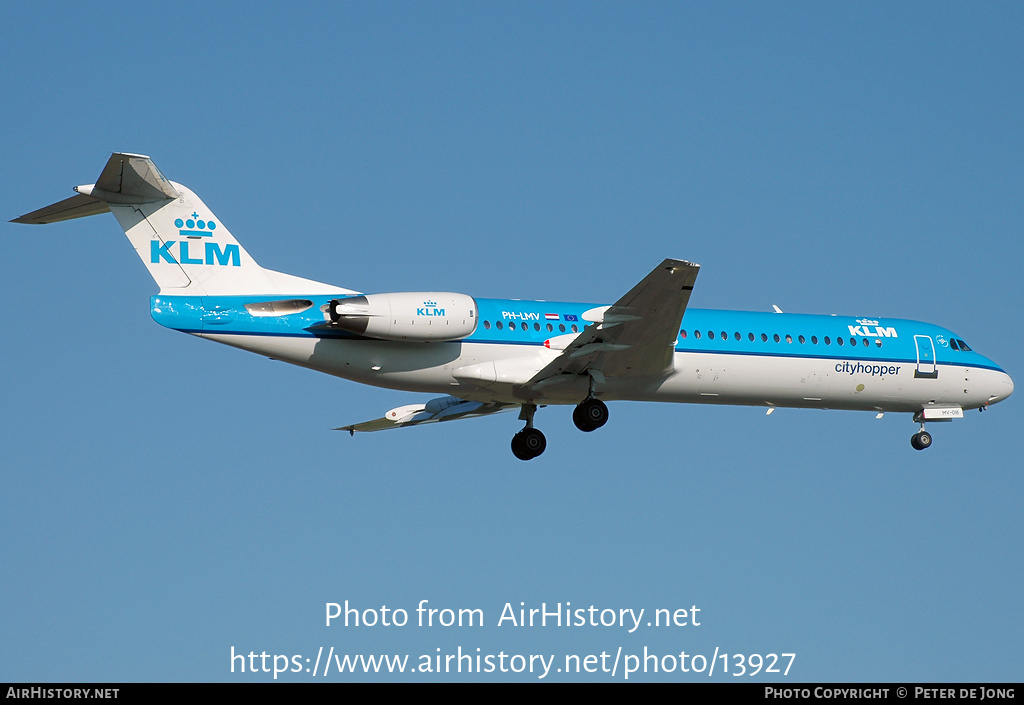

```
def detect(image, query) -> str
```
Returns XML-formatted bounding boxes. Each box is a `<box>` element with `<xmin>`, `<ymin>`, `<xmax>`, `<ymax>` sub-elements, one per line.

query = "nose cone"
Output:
<box><xmin>988</xmin><ymin>370</ymin><xmax>1014</xmax><ymax>405</ymax></box>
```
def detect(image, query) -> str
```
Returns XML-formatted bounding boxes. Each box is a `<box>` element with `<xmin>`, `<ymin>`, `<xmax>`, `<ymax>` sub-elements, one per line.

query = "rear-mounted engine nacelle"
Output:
<box><xmin>328</xmin><ymin>292</ymin><xmax>478</xmax><ymax>341</ymax></box>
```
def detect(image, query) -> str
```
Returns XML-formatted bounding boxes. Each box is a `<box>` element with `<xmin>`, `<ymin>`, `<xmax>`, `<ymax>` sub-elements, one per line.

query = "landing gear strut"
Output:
<box><xmin>573</xmin><ymin>398</ymin><xmax>608</xmax><ymax>432</ymax></box>
<box><xmin>511</xmin><ymin>403</ymin><xmax>546</xmax><ymax>461</ymax></box>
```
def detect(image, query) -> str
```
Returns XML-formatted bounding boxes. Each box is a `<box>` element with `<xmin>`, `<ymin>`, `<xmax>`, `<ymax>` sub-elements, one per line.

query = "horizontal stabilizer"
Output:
<box><xmin>93</xmin><ymin>152</ymin><xmax>180</xmax><ymax>202</ymax></box>
<box><xmin>12</xmin><ymin>153</ymin><xmax>180</xmax><ymax>224</ymax></box>
<box><xmin>11</xmin><ymin>193</ymin><xmax>110</xmax><ymax>224</ymax></box>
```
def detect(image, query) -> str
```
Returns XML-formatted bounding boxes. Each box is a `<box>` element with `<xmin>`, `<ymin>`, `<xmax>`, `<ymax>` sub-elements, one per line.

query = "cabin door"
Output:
<box><xmin>914</xmin><ymin>335</ymin><xmax>938</xmax><ymax>379</ymax></box>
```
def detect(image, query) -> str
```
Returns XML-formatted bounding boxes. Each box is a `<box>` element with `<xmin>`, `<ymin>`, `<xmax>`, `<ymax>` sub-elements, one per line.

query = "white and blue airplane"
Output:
<box><xmin>14</xmin><ymin>153</ymin><xmax>1014</xmax><ymax>459</ymax></box>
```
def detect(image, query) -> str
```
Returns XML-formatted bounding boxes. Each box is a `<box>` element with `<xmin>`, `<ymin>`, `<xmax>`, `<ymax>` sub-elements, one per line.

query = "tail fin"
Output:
<box><xmin>13</xmin><ymin>152</ymin><xmax>348</xmax><ymax>297</ymax></box>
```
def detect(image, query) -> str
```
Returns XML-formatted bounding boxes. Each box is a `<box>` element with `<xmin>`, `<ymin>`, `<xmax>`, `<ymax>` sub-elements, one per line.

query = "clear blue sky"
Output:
<box><xmin>1</xmin><ymin>1</ymin><xmax>1021</xmax><ymax>682</ymax></box>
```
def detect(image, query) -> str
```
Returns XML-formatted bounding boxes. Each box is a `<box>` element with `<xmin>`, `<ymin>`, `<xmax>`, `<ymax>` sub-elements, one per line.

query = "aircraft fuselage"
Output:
<box><xmin>153</xmin><ymin>294</ymin><xmax>1013</xmax><ymax>414</ymax></box>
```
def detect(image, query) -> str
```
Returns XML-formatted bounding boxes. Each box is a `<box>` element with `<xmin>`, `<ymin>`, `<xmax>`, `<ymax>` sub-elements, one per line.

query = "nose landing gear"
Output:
<box><xmin>910</xmin><ymin>413</ymin><xmax>933</xmax><ymax>451</ymax></box>
<box><xmin>911</xmin><ymin>428</ymin><xmax>933</xmax><ymax>450</ymax></box>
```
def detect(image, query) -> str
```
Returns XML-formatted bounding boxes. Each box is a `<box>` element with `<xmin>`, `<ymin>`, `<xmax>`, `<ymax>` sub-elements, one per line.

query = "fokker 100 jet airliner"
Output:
<box><xmin>13</xmin><ymin>153</ymin><xmax>1014</xmax><ymax>459</ymax></box>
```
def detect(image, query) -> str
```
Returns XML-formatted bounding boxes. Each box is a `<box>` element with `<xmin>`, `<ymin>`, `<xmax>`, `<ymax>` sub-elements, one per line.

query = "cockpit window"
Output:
<box><xmin>949</xmin><ymin>339</ymin><xmax>960</xmax><ymax>351</ymax></box>
<box><xmin>957</xmin><ymin>339</ymin><xmax>972</xmax><ymax>351</ymax></box>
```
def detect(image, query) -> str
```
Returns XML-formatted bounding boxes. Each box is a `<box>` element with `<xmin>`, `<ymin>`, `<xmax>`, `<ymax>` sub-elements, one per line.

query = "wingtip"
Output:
<box><xmin>664</xmin><ymin>258</ymin><xmax>700</xmax><ymax>269</ymax></box>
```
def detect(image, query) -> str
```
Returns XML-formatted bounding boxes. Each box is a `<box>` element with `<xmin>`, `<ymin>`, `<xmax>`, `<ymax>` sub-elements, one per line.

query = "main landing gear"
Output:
<box><xmin>572</xmin><ymin>398</ymin><xmax>609</xmax><ymax>432</ymax></box>
<box><xmin>511</xmin><ymin>403</ymin><xmax>546</xmax><ymax>461</ymax></box>
<box><xmin>511</xmin><ymin>427</ymin><xmax>546</xmax><ymax>460</ymax></box>
<box><xmin>510</xmin><ymin>398</ymin><xmax>611</xmax><ymax>460</ymax></box>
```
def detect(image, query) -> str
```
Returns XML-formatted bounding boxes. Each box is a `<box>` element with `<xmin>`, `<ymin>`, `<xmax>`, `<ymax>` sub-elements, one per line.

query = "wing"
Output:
<box><xmin>526</xmin><ymin>258</ymin><xmax>700</xmax><ymax>385</ymax></box>
<box><xmin>337</xmin><ymin>395</ymin><xmax>517</xmax><ymax>434</ymax></box>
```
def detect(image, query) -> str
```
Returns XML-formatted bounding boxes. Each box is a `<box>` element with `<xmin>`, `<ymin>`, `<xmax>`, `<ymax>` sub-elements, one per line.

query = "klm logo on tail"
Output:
<box><xmin>150</xmin><ymin>213</ymin><xmax>240</xmax><ymax>267</ymax></box>
<box><xmin>175</xmin><ymin>213</ymin><xmax>217</xmax><ymax>237</ymax></box>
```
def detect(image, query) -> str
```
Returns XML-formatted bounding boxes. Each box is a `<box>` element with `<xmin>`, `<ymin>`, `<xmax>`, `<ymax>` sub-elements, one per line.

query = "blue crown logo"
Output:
<box><xmin>175</xmin><ymin>212</ymin><xmax>218</xmax><ymax>238</ymax></box>
<box><xmin>423</xmin><ymin>300</ymin><xmax>437</xmax><ymax>307</ymax></box>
